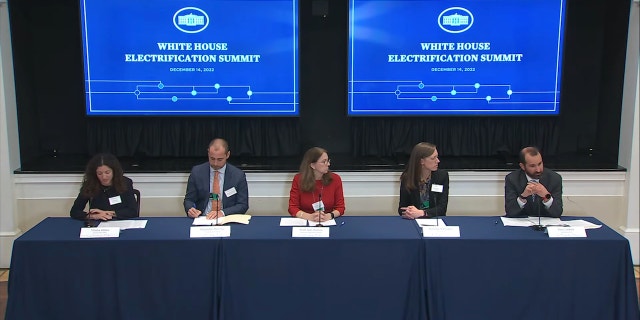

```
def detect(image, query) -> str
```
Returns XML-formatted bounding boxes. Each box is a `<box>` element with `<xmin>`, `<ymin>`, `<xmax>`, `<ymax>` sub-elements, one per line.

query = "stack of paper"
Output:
<box><xmin>99</xmin><ymin>220</ymin><xmax>148</xmax><ymax>230</ymax></box>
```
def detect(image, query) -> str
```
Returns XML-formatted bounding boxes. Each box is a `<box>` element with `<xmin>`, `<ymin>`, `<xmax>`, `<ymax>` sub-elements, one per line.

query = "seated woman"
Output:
<box><xmin>288</xmin><ymin>147</ymin><xmax>345</xmax><ymax>222</ymax></box>
<box><xmin>70</xmin><ymin>153</ymin><xmax>138</xmax><ymax>221</ymax></box>
<box><xmin>398</xmin><ymin>142</ymin><xmax>449</xmax><ymax>219</ymax></box>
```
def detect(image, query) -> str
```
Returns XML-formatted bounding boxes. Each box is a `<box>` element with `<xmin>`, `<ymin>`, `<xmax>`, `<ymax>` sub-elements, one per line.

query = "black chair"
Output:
<box><xmin>133</xmin><ymin>189</ymin><xmax>141</xmax><ymax>216</ymax></box>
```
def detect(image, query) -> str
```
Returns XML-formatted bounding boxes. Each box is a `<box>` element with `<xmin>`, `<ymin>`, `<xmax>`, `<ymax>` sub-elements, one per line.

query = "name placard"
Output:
<box><xmin>190</xmin><ymin>226</ymin><xmax>231</xmax><ymax>238</ymax></box>
<box><xmin>80</xmin><ymin>227</ymin><xmax>120</xmax><ymax>238</ymax></box>
<box><xmin>422</xmin><ymin>226</ymin><xmax>460</xmax><ymax>238</ymax></box>
<box><xmin>547</xmin><ymin>226</ymin><xmax>586</xmax><ymax>238</ymax></box>
<box><xmin>292</xmin><ymin>227</ymin><xmax>330</xmax><ymax>238</ymax></box>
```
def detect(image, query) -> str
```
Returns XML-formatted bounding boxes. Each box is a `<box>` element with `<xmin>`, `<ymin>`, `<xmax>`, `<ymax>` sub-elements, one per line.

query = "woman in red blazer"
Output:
<box><xmin>288</xmin><ymin>147</ymin><xmax>345</xmax><ymax>222</ymax></box>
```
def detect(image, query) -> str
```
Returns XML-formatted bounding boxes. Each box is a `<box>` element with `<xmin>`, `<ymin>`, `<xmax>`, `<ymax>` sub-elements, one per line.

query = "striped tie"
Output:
<box><xmin>531</xmin><ymin>179</ymin><xmax>539</xmax><ymax>201</ymax></box>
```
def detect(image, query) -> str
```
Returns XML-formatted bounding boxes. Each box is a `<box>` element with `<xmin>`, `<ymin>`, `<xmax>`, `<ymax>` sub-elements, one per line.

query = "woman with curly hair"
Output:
<box><xmin>70</xmin><ymin>153</ymin><xmax>138</xmax><ymax>221</ymax></box>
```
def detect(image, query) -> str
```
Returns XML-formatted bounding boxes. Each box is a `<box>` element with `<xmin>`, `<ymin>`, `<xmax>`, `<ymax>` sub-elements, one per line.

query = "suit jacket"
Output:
<box><xmin>504</xmin><ymin>168</ymin><xmax>563</xmax><ymax>218</ymax></box>
<box><xmin>183</xmin><ymin>162</ymin><xmax>249</xmax><ymax>215</ymax></box>
<box><xmin>398</xmin><ymin>170</ymin><xmax>449</xmax><ymax>217</ymax></box>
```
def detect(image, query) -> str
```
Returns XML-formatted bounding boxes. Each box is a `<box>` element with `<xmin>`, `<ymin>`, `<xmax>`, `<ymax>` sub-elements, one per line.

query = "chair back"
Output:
<box><xmin>133</xmin><ymin>189</ymin><xmax>141</xmax><ymax>216</ymax></box>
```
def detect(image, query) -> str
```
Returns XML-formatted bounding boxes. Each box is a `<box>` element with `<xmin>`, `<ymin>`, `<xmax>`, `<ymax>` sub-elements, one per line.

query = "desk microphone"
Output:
<box><xmin>531</xmin><ymin>193</ymin><xmax>545</xmax><ymax>231</ymax></box>
<box><xmin>214</xmin><ymin>193</ymin><xmax>220</xmax><ymax>225</ymax></box>
<box><xmin>430</xmin><ymin>182</ymin><xmax>442</xmax><ymax>226</ymax></box>
<box><xmin>315</xmin><ymin>192</ymin><xmax>324</xmax><ymax>227</ymax></box>
<box><xmin>85</xmin><ymin>197</ymin><xmax>95</xmax><ymax>228</ymax></box>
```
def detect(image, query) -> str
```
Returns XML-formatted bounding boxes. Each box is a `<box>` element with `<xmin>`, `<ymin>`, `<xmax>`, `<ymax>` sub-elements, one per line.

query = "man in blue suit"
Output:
<box><xmin>184</xmin><ymin>138</ymin><xmax>249</xmax><ymax>218</ymax></box>
<box><xmin>504</xmin><ymin>146</ymin><xmax>563</xmax><ymax>218</ymax></box>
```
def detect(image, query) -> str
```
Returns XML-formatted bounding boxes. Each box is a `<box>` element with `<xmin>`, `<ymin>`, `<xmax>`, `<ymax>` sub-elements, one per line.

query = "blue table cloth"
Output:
<box><xmin>423</xmin><ymin>216</ymin><xmax>639</xmax><ymax>320</ymax></box>
<box><xmin>218</xmin><ymin>216</ymin><xmax>426</xmax><ymax>320</ymax></box>
<box><xmin>7</xmin><ymin>217</ymin><xmax>221</xmax><ymax>320</ymax></box>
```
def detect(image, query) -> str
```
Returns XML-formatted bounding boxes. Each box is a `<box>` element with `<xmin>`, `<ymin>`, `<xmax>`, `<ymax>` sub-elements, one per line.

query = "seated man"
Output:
<box><xmin>184</xmin><ymin>138</ymin><xmax>249</xmax><ymax>219</ymax></box>
<box><xmin>504</xmin><ymin>146</ymin><xmax>563</xmax><ymax>217</ymax></box>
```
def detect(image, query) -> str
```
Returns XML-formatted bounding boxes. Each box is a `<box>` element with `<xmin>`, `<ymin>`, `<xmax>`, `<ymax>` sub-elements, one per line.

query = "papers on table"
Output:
<box><xmin>415</xmin><ymin>219</ymin><xmax>447</xmax><ymax>227</ymax></box>
<box><xmin>193</xmin><ymin>216</ymin><xmax>219</xmax><ymax>226</ymax></box>
<box><xmin>500</xmin><ymin>217</ymin><xmax>602</xmax><ymax>229</ymax></box>
<box><xmin>561</xmin><ymin>219</ymin><xmax>601</xmax><ymax>229</ymax></box>
<box><xmin>99</xmin><ymin>220</ymin><xmax>148</xmax><ymax>230</ymax></box>
<box><xmin>312</xmin><ymin>219</ymin><xmax>337</xmax><ymax>226</ymax></box>
<box><xmin>279</xmin><ymin>218</ymin><xmax>308</xmax><ymax>226</ymax></box>
<box><xmin>279</xmin><ymin>218</ymin><xmax>337</xmax><ymax>227</ymax></box>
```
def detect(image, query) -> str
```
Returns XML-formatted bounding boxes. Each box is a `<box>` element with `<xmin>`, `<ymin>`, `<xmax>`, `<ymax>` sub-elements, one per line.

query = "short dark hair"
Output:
<box><xmin>208</xmin><ymin>138</ymin><xmax>229</xmax><ymax>153</ymax></box>
<box><xmin>519</xmin><ymin>147</ymin><xmax>540</xmax><ymax>165</ymax></box>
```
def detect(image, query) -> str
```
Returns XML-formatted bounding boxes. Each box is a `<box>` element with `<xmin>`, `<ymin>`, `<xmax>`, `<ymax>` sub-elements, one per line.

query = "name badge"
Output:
<box><xmin>80</xmin><ymin>227</ymin><xmax>120</xmax><ymax>238</ymax></box>
<box><xmin>292</xmin><ymin>227</ymin><xmax>330</xmax><ymax>238</ymax></box>
<box><xmin>547</xmin><ymin>226</ymin><xmax>587</xmax><ymax>238</ymax></box>
<box><xmin>109</xmin><ymin>196</ymin><xmax>122</xmax><ymax>205</ymax></box>
<box><xmin>312</xmin><ymin>200</ymin><xmax>325</xmax><ymax>211</ymax></box>
<box><xmin>431</xmin><ymin>184</ymin><xmax>444</xmax><ymax>193</ymax></box>
<box><xmin>225</xmin><ymin>187</ymin><xmax>237</xmax><ymax>197</ymax></box>
<box><xmin>422</xmin><ymin>226</ymin><xmax>460</xmax><ymax>238</ymax></box>
<box><xmin>190</xmin><ymin>226</ymin><xmax>231</xmax><ymax>238</ymax></box>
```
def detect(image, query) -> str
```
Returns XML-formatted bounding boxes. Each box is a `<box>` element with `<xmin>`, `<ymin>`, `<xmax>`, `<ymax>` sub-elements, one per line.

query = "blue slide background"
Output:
<box><xmin>82</xmin><ymin>0</ymin><xmax>298</xmax><ymax>115</ymax></box>
<box><xmin>348</xmin><ymin>0</ymin><xmax>566</xmax><ymax>115</ymax></box>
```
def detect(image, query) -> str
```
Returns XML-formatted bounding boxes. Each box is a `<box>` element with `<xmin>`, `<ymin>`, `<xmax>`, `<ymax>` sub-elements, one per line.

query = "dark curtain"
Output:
<box><xmin>351</xmin><ymin>117</ymin><xmax>560</xmax><ymax>157</ymax></box>
<box><xmin>87</xmin><ymin>118</ymin><xmax>301</xmax><ymax>157</ymax></box>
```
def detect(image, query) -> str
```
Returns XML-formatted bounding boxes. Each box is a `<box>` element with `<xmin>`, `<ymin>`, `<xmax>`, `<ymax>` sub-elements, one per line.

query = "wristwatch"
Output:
<box><xmin>329</xmin><ymin>212</ymin><xmax>335</xmax><ymax>219</ymax></box>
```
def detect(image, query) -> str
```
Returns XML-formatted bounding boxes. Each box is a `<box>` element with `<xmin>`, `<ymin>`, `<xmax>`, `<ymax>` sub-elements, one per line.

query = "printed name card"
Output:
<box><xmin>80</xmin><ymin>227</ymin><xmax>120</xmax><ymax>238</ymax></box>
<box><xmin>422</xmin><ymin>226</ymin><xmax>460</xmax><ymax>238</ymax></box>
<box><xmin>547</xmin><ymin>226</ymin><xmax>586</xmax><ymax>238</ymax></box>
<box><xmin>190</xmin><ymin>226</ymin><xmax>231</xmax><ymax>238</ymax></box>
<box><xmin>292</xmin><ymin>227</ymin><xmax>330</xmax><ymax>238</ymax></box>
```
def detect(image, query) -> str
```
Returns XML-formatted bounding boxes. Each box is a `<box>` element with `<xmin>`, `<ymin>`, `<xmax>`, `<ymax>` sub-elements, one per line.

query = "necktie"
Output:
<box><xmin>212</xmin><ymin>170</ymin><xmax>221</xmax><ymax>211</ymax></box>
<box><xmin>531</xmin><ymin>179</ymin><xmax>539</xmax><ymax>201</ymax></box>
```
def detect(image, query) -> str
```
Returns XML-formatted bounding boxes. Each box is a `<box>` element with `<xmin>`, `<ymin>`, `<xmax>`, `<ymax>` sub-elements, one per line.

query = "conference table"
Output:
<box><xmin>6</xmin><ymin>216</ymin><xmax>639</xmax><ymax>320</ymax></box>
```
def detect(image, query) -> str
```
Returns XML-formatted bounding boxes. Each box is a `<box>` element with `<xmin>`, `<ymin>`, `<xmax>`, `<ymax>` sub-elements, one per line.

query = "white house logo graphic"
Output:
<box><xmin>438</xmin><ymin>7</ymin><xmax>474</xmax><ymax>33</ymax></box>
<box><xmin>173</xmin><ymin>7</ymin><xmax>209</xmax><ymax>33</ymax></box>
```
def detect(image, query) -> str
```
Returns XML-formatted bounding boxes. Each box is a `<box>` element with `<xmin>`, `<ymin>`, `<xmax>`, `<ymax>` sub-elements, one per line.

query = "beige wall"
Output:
<box><xmin>13</xmin><ymin>171</ymin><xmax>628</xmax><ymax>237</ymax></box>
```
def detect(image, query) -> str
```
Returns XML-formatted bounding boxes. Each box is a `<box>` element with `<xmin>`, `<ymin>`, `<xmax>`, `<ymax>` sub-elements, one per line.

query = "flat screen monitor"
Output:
<box><xmin>348</xmin><ymin>0</ymin><xmax>566</xmax><ymax>116</ymax></box>
<box><xmin>81</xmin><ymin>0</ymin><xmax>299</xmax><ymax>116</ymax></box>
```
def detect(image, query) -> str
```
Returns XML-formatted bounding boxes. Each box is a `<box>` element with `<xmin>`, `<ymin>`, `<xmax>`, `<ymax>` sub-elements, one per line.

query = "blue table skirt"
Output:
<box><xmin>6</xmin><ymin>216</ymin><xmax>638</xmax><ymax>320</ymax></box>
<box><xmin>424</xmin><ymin>216</ymin><xmax>640</xmax><ymax>320</ymax></box>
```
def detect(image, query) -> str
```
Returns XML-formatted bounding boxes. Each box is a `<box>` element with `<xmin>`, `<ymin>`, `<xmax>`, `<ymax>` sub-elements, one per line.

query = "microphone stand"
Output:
<box><xmin>315</xmin><ymin>193</ymin><xmax>323</xmax><ymax>227</ymax></box>
<box><xmin>85</xmin><ymin>197</ymin><xmax>95</xmax><ymax>228</ymax></box>
<box><xmin>433</xmin><ymin>195</ymin><xmax>438</xmax><ymax>226</ymax></box>
<box><xmin>531</xmin><ymin>194</ymin><xmax>545</xmax><ymax>231</ymax></box>
<box><xmin>214</xmin><ymin>193</ymin><xmax>220</xmax><ymax>225</ymax></box>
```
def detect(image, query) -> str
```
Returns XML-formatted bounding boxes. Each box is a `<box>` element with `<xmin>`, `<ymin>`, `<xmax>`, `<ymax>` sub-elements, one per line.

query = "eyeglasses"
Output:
<box><xmin>316</xmin><ymin>159</ymin><xmax>331</xmax><ymax>164</ymax></box>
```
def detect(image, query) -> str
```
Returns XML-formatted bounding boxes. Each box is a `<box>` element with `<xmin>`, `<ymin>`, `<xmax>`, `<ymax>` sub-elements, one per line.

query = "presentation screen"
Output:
<box><xmin>348</xmin><ymin>0</ymin><xmax>566</xmax><ymax>116</ymax></box>
<box><xmin>81</xmin><ymin>0</ymin><xmax>299</xmax><ymax>116</ymax></box>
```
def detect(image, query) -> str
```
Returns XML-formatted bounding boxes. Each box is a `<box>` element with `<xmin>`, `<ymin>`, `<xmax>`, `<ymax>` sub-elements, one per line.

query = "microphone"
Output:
<box><xmin>530</xmin><ymin>194</ymin><xmax>544</xmax><ymax>231</ymax></box>
<box><xmin>213</xmin><ymin>193</ymin><xmax>220</xmax><ymax>225</ymax></box>
<box><xmin>208</xmin><ymin>192</ymin><xmax>219</xmax><ymax>224</ymax></box>
<box><xmin>315</xmin><ymin>192</ymin><xmax>324</xmax><ymax>227</ymax></box>
<box><xmin>430</xmin><ymin>181</ymin><xmax>443</xmax><ymax>226</ymax></box>
<box><xmin>85</xmin><ymin>197</ymin><xmax>95</xmax><ymax>228</ymax></box>
<box><xmin>529</xmin><ymin>180</ymin><xmax>547</xmax><ymax>231</ymax></box>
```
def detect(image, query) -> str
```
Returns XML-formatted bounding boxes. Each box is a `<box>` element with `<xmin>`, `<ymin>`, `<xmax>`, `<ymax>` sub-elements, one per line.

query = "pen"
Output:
<box><xmin>339</xmin><ymin>221</ymin><xmax>345</xmax><ymax>227</ymax></box>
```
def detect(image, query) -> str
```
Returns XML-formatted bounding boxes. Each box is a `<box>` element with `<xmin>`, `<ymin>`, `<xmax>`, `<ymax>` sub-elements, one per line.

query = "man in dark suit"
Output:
<box><xmin>184</xmin><ymin>138</ymin><xmax>249</xmax><ymax>218</ymax></box>
<box><xmin>504</xmin><ymin>146</ymin><xmax>563</xmax><ymax>217</ymax></box>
